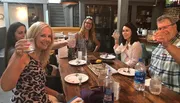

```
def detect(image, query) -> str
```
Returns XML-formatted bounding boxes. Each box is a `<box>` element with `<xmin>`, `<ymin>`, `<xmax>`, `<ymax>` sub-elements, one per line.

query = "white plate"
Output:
<box><xmin>68</xmin><ymin>59</ymin><xmax>86</xmax><ymax>66</ymax></box>
<box><xmin>100</xmin><ymin>54</ymin><xmax>116</xmax><ymax>59</ymax></box>
<box><xmin>118</xmin><ymin>68</ymin><xmax>135</xmax><ymax>76</ymax></box>
<box><xmin>64</xmin><ymin>73</ymin><xmax>89</xmax><ymax>84</ymax></box>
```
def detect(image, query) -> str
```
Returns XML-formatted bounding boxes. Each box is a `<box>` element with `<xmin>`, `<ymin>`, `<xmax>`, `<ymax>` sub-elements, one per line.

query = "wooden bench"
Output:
<box><xmin>51</xmin><ymin>27</ymin><xmax>80</xmax><ymax>35</ymax></box>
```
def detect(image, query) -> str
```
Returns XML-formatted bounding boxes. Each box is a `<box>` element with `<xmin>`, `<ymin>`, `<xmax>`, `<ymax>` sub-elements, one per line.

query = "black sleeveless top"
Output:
<box><xmin>11</xmin><ymin>55</ymin><xmax>51</xmax><ymax>103</ymax></box>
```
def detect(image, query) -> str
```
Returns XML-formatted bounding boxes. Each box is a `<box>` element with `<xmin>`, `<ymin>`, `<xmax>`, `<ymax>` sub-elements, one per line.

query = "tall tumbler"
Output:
<box><xmin>67</xmin><ymin>33</ymin><xmax>76</xmax><ymax>60</ymax></box>
<box><xmin>77</xmin><ymin>39</ymin><xmax>87</xmax><ymax>63</ymax></box>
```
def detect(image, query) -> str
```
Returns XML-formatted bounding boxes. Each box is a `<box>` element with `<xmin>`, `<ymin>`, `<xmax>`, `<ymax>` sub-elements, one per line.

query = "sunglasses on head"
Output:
<box><xmin>86</xmin><ymin>16</ymin><xmax>93</xmax><ymax>20</ymax></box>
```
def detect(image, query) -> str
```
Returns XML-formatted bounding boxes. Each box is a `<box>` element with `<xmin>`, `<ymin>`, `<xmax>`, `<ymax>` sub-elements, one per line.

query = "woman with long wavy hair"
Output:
<box><xmin>76</xmin><ymin>16</ymin><xmax>100</xmax><ymax>52</ymax></box>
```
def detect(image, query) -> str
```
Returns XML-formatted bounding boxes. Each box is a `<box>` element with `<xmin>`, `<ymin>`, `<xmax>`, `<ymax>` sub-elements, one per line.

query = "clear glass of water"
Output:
<box><xmin>77</xmin><ymin>51</ymin><xmax>82</xmax><ymax>60</ymax></box>
<box><xmin>112</xmin><ymin>29</ymin><xmax>120</xmax><ymax>40</ymax></box>
<box><xmin>67</xmin><ymin>32</ymin><xmax>76</xmax><ymax>48</ymax></box>
<box><xmin>112</xmin><ymin>29</ymin><xmax>120</xmax><ymax>59</ymax></box>
<box><xmin>97</xmin><ymin>64</ymin><xmax>107</xmax><ymax>86</ymax></box>
<box><xmin>149</xmin><ymin>75</ymin><xmax>162</xmax><ymax>95</ymax></box>
<box><xmin>113</xmin><ymin>81</ymin><xmax>120</xmax><ymax>101</ymax></box>
<box><xmin>24</xmin><ymin>38</ymin><xmax>35</xmax><ymax>53</ymax></box>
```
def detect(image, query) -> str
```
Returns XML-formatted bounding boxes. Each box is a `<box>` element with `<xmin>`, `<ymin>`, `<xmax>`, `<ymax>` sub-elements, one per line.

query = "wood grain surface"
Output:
<box><xmin>58</xmin><ymin>52</ymin><xmax>180</xmax><ymax>103</ymax></box>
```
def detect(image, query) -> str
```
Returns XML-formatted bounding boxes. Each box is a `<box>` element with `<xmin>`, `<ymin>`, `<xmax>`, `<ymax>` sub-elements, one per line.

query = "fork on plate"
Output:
<box><xmin>78</xmin><ymin>76</ymin><xmax>82</xmax><ymax>85</ymax></box>
<box><xmin>127</xmin><ymin>68</ymin><xmax>130</xmax><ymax>73</ymax></box>
<box><xmin>76</xmin><ymin>59</ymin><xmax>81</xmax><ymax>65</ymax></box>
<box><xmin>123</xmin><ymin>68</ymin><xmax>130</xmax><ymax>73</ymax></box>
<box><xmin>105</xmin><ymin>53</ymin><xmax>109</xmax><ymax>58</ymax></box>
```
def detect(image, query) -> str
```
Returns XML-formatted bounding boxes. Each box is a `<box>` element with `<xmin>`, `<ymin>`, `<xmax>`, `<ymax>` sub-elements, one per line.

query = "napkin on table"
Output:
<box><xmin>106</xmin><ymin>64</ymin><xmax>118</xmax><ymax>74</ymax></box>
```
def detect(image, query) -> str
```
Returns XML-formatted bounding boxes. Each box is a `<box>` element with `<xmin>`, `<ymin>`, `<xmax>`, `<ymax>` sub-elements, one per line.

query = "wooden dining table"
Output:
<box><xmin>58</xmin><ymin>52</ymin><xmax>180</xmax><ymax>103</ymax></box>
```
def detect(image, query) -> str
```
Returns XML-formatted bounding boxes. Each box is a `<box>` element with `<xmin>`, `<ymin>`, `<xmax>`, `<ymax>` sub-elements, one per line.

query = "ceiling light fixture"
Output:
<box><xmin>48</xmin><ymin>0</ymin><xmax>78</xmax><ymax>5</ymax></box>
<box><xmin>60</xmin><ymin>0</ymin><xmax>78</xmax><ymax>5</ymax></box>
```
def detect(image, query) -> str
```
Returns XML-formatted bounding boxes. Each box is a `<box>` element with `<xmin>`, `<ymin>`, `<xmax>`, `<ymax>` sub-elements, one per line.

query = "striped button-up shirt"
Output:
<box><xmin>149</xmin><ymin>33</ymin><xmax>180</xmax><ymax>93</ymax></box>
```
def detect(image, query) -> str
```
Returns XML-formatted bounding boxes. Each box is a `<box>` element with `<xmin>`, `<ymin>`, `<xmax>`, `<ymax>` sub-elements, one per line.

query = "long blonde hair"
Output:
<box><xmin>79</xmin><ymin>18</ymin><xmax>96</xmax><ymax>41</ymax></box>
<box><xmin>26</xmin><ymin>22</ymin><xmax>54</xmax><ymax>67</ymax></box>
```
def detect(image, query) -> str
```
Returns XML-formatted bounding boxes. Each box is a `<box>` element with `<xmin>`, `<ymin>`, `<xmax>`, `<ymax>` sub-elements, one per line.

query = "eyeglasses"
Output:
<box><xmin>157</xmin><ymin>23</ymin><xmax>175</xmax><ymax>30</ymax></box>
<box><xmin>85</xmin><ymin>22</ymin><xmax>92</xmax><ymax>25</ymax></box>
<box><xmin>86</xmin><ymin>16</ymin><xmax>93</xmax><ymax>20</ymax></box>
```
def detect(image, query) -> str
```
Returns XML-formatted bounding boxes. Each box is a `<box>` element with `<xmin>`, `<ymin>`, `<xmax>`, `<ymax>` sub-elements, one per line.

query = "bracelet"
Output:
<box><xmin>114</xmin><ymin>39</ymin><xmax>119</xmax><ymax>41</ymax></box>
<box><xmin>115</xmin><ymin>40</ymin><xmax>119</xmax><ymax>44</ymax></box>
<box><xmin>15</xmin><ymin>49</ymin><xmax>23</xmax><ymax>56</ymax></box>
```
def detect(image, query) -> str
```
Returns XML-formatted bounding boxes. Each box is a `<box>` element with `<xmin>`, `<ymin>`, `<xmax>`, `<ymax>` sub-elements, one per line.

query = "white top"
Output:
<box><xmin>114</xmin><ymin>41</ymin><xmax>142</xmax><ymax>67</ymax></box>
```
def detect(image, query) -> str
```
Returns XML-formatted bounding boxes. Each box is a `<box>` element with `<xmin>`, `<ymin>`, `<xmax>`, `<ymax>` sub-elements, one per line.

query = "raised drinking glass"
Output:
<box><xmin>24</xmin><ymin>38</ymin><xmax>35</xmax><ymax>53</ymax></box>
<box><xmin>149</xmin><ymin>75</ymin><xmax>162</xmax><ymax>95</ymax></box>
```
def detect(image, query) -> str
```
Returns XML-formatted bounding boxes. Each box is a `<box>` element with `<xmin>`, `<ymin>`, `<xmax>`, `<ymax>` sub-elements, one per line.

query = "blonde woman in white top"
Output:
<box><xmin>112</xmin><ymin>22</ymin><xmax>142</xmax><ymax>67</ymax></box>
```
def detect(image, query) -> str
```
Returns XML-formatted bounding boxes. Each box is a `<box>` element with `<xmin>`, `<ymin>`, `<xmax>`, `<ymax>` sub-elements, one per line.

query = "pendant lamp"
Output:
<box><xmin>60</xmin><ymin>0</ymin><xmax>78</xmax><ymax>5</ymax></box>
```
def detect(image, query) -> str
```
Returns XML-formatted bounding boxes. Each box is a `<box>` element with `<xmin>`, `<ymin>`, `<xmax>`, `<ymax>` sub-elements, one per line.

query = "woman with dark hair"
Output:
<box><xmin>4</xmin><ymin>22</ymin><xmax>26</xmax><ymax>67</ymax></box>
<box><xmin>75</xmin><ymin>16</ymin><xmax>100</xmax><ymax>52</ymax></box>
<box><xmin>112</xmin><ymin>22</ymin><xmax>142</xmax><ymax>67</ymax></box>
<box><xmin>4</xmin><ymin>22</ymin><xmax>65</xmax><ymax>95</ymax></box>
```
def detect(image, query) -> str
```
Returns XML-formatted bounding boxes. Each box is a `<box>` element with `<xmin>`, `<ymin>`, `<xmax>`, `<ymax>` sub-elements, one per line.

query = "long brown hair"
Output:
<box><xmin>79</xmin><ymin>17</ymin><xmax>96</xmax><ymax>41</ymax></box>
<box><xmin>120</xmin><ymin>22</ymin><xmax>139</xmax><ymax>45</ymax></box>
<box><xmin>5</xmin><ymin>22</ymin><xmax>26</xmax><ymax>67</ymax></box>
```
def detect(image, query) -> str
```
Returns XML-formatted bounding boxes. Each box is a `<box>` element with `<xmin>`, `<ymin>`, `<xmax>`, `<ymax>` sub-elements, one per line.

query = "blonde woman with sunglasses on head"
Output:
<box><xmin>74</xmin><ymin>16</ymin><xmax>100</xmax><ymax>52</ymax></box>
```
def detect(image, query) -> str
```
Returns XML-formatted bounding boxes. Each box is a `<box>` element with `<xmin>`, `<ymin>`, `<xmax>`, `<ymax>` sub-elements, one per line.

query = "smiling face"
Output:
<box><xmin>15</xmin><ymin>26</ymin><xmax>26</xmax><ymax>41</ymax></box>
<box><xmin>84</xmin><ymin>19</ymin><xmax>93</xmax><ymax>30</ymax></box>
<box><xmin>35</xmin><ymin>27</ymin><xmax>52</xmax><ymax>51</ymax></box>
<box><xmin>122</xmin><ymin>26</ymin><xmax>132</xmax><ymax>42</ymax></box>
